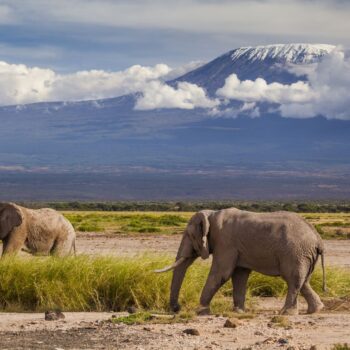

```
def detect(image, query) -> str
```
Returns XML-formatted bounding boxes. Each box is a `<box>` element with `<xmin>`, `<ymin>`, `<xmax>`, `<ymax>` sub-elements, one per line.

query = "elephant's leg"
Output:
<box><xmin>198</xmin><ymin>252</ymin><xmax>237</xmax><ymax>315</ymax></box>
<box><xmin>280</xmin><ymin>264</ymin><xmax>309</xmax><ymax>315</ymax></box>
<box><xmin>2</xmin><ymin>234</ymin><xmax>26</xmax><ymax>256</ymax></box>
<box><xmin>301</xmin><ymin>281</ymin><xmax>324</xmax><ymax>314</ymax></box>
<box><xmin>232</xmin><ymin>267</ymin><xmax>251</xmax><ymax>313</ymax></box>
<box><xmin>280</xmin><ymin>281</ymin><xmax>301</xmax><ymax>315</ymax></box>
<box><xmin>50</xmin><ymin>238</ymin><xmax>72</xmax><ymax>257</ymax></box>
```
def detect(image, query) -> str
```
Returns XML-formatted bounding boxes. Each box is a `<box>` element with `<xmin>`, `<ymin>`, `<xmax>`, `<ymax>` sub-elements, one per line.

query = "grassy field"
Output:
<box><xmin>63</xmin><ymin>211</ymin><xmax>192</xmax><ymax>234</ymax></box>
<box><xmin>0</xmin><ymin>255</ymin><xmax>349</xmax><ymax>313</ymax></box>
<box><xmin>303</xmin><ymin>213</ymin><xmax>350</xmax><ymax>239</ymax></box>
<box><xmin>63</xmin><ymin>211</ymin><xmax>350</xmax><ymax>239</ymax></box>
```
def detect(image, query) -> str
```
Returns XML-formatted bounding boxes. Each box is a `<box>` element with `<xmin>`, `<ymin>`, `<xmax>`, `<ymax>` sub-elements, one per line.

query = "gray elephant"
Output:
<box><xmin>156</xmin><ymin>208</ymin><xmax>325</xmax><ymax>315</ymax></box>
<box><xmin>0</xmin><ymin>202</ymin><xmax>76</xmax><ymax>257</ymax></box>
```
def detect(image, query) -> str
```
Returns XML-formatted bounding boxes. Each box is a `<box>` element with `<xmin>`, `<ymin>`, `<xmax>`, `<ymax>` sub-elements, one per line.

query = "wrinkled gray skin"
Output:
<box><xmin>160</xmin><ymin>208</ymin><xmax>325</xmax><ymax>315</ymax></box>
<box><xmin>0</xmin><ymin>203</ymin><xmax>76</xmax><ymax>257</ymax></box>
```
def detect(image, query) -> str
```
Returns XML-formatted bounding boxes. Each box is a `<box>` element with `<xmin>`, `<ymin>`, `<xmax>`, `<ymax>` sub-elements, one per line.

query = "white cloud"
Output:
<box><xmin>0</xmin><ymin>62</ymin><xmax>55</xmax><ymax>105</ymax></box>
<box><xmin>281</xmin><ymin>49</ymin><xmax>350</xmax><ymax>120</ymax></box>
<box><xmin>275</xmin><ymin>49</ymin><xmax>350</xmax><ymax>119</ymax></box>
<box><xmin>215</xmin><ymin>49</ymin><xmax>350</xmax><ymax>120</ymax></box>
<box><xmin>51</xmin><ymin>64</ymin><xmax>171</xmax><ymax>102</ymax></box>
<box><xmin>0</xmin><ymin>59</ymin><xmax>216</xmax><ymax>110</ymax></box>
<box><xmin>217</xmin><ymin>74</ymin><xmax>316</xmax><ymax>104</ymax></box>
<box><xmin>0</xmin><ymin>60</ymin><xmax>202</xmax><ymax>105</ymax></box>
<box><xmin>135</xmin><ymin>81</ymin><xmax>219</xmax><ymax>110</ymax></box>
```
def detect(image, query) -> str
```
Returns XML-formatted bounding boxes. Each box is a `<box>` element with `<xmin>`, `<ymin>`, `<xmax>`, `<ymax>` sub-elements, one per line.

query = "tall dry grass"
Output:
<box><xmin>0</xmin><ymin>256</ymin><xmax>349</xmax><ymax>312</ymax></box>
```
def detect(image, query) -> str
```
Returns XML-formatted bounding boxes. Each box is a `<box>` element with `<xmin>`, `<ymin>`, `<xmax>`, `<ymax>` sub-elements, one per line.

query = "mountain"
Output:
<box><xmin>1</xmin><ymin>44</ymin><xmax>349</xmax><ymax>200</ymax></box>
<box><xmin>174</xmin><ymin>43</ymin><xmax>335</xmax><ymax>93</ymax></box>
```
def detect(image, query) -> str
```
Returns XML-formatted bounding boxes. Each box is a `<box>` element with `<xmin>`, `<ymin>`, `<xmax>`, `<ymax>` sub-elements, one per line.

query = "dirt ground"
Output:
<box><xmin>0</xmin><ymin>234</ymin><xmax>349</xmax><ymax>349</ymax></box>
<box><xmin>0</xmin><ymin>300</ymin><xmax>349</xmax><ymax>350</ymax></box>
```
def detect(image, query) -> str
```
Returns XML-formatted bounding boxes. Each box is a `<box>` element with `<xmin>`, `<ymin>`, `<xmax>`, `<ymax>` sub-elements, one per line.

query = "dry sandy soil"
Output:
<box><xmin>0</xmin><ymin>233</ymin><xmax>349</xmax><ymax>349</ymax></box>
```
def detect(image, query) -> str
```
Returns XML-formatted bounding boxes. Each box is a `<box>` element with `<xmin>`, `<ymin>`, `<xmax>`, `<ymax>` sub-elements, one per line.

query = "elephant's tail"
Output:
<box><xmin>318</xmin><ymin>247</ymin><xmax>326</xmax><ymax>292</ymax></box>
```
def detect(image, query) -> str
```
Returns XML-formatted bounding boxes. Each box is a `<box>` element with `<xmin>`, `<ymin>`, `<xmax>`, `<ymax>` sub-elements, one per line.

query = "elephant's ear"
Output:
<box><xmin>0</xmin><ymin>203</ymin><xmax>23</xmax><ymax>239</ymax></box>
<box><xmin>188</xmin><ymin>211</ymin><xmax>210</xmax><ymax>260</ymax></box>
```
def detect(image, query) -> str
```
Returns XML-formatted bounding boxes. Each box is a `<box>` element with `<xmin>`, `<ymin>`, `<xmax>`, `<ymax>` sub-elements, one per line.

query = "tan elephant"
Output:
<box><xmin>156</xmin><ymin>208</ymin><xmax>326</xmax><ymax>315</ymax></box>
<box><xmin>0</xmin><ymin>202</ymin><xmax>76</xmax><ymax>257</ymax></box>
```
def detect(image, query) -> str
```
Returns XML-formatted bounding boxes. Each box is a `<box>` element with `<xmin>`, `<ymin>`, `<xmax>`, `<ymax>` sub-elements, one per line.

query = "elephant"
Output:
<box><xmin>156</xmin><ymin>208</ymin><xmax>326</xmax><ymax>315</ymax></box>
<box><xmin>0</xmin><ymin>202</ymin><xmax>76</xmax><ymax>257</ymax></box>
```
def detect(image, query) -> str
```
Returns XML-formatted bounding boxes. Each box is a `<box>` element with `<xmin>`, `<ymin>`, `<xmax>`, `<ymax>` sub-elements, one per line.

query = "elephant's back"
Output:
<box><xmin>239</xmin><ymin>210</ymin><xmax>318</xmax><ymax>240</ymax></box>
<box><xmin>26</xmin><ymin>208</ymin><xmax>74</xmax><ymax>239</ymax></box>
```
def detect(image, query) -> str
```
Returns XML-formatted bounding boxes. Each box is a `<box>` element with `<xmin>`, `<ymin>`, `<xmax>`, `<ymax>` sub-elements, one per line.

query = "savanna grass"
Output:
<box><xmin>63</xmin><ymin>212</ymin><xmax>190</xmax><ymax>234</ymax></box>
<box><xmin>0</xmin><ymin>256</ymin><xmax>349</xmax><ymax>312</ymax></box>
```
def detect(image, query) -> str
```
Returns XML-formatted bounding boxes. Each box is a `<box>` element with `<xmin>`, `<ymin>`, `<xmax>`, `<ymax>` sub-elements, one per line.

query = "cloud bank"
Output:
<box><xmin>0</xmin><ymin>60</ymin><xmax>211</xmax><ymax>107</ymax></box>
<box><xmin>4</xmin><ymin>0</ymin><xmax>350</xmax><ymax>43</ymax></box>
<box><xmin>280</xmin><ymin>49</ymin><xmax>350</xmax><ymax>120</ymax></box>
<box><xmin>216</xmin><ymin>49</ymin><xmax>350</xmax><ymax>120</ymax></box>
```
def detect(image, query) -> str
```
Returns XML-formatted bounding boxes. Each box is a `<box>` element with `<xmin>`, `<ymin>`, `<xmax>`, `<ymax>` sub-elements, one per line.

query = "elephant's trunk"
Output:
<box><xmin>170</xmin><ymin>257</ymin><xmax>196</xmax><ymax>312</ymax></box>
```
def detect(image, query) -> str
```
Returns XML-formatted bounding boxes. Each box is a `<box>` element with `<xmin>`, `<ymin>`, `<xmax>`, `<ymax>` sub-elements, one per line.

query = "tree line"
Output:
<box><xmin>16</xmin><ymin>201</ymin><xmax>350</xmax><ymax>213</ymax></box>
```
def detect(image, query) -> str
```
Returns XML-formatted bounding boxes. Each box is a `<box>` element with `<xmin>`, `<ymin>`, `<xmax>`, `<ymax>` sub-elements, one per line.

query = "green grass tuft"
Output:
<box><xmin>111</xmin><ymin>312</ymin><xmax>154</xmax><ymax>325</ymax></box>
<box><xmin>111</xmin><ymin>311</ymin><xmax>195</xmax><ymax>325</ymax></box>
<box><xmin>331</xmin><ymin>344</ymin><xmax>350</xmax><ymax>350</ymax></box>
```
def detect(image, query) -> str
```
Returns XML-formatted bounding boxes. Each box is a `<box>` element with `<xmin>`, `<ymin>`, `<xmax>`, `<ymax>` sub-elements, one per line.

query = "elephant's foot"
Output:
<box><xmin>280</xmin><ymin>307</ymin><xmax>299</xmax><ymax>316</ymax></box>
<box><xmin>233</xmin><ymin>306</ymin><xmax>245</xmax><ymax>314</ymax></box>
<box><xmin>196</xmin><ymin>305</ymin><xmax>211</xmax><ymax>315</ymax></box>
<box><xmin>307</xmin><ymin>301</ymin><xmax>324</xmax><ymax>314</ymax></box>
<box><xmin>170</xmin><ymin>303</ymin><xmax>181</xmax><ymax>313</ymax></box>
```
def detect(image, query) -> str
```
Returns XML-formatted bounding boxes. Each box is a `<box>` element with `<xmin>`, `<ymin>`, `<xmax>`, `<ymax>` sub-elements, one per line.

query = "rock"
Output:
<box><xmin>254</xmin><ymin>331</ymin><xmax>264</xmax><ymax>336</ymax></box>
<box><xmin>309</xmin><ymin>346</ymin><xmax>318</xmax><ymax>350</ymax></box>
<box><xmin>183</xmin><ymin>328</ymin><xmax>200</xmax><ymax>336</ymax></box>
<box><xmin>44</xmin><ymin>310</ymin><xmax>65</xmax><ymax>321</ymax></box>
<box><xmin>127</xmin><ymin>306</ymin><xmax>138</xmax><ymax>314</ymax></box>
<box><xmin>224</xmin><ymin>318</ymin><xmax>241</xmax><ymax>328</ymax></box>
<box><xmin>278</xmin><ymin>338</ymin><xmax>289</xmax><ymax>345</ymax></box>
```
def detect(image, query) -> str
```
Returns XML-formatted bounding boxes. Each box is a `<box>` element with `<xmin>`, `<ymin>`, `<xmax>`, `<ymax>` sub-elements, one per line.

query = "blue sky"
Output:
<box><xmin>0</xmin><ymin>0</ymin><xmax>349</xmax><ymax>72</ymax></box>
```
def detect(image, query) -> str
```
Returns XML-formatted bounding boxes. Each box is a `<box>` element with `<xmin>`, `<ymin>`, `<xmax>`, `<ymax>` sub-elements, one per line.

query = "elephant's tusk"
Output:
<box><xmin>154</xmin><ymin>257</ymin><xmax>186</xmax><ymax>273</ymax></box>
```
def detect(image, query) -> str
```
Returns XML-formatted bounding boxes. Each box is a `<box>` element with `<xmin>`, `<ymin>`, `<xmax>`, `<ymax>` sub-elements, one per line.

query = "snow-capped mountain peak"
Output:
<box><xmin>229</xmin><ymin>44</ymin><xmax>335</xmax><ymax>64</ymax></box>
<box><xmin>174</xmin><ymin>43</ymin><xmax>336</xmax><ymax>94</ymax></box>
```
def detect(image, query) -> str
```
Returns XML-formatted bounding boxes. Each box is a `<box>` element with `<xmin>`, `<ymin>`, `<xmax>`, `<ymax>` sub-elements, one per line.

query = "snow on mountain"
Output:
<box><xmin>229</xmin><ymin>44</ymin><xmax>335</xmax><ymax>64</ymax></box>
